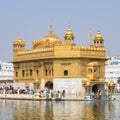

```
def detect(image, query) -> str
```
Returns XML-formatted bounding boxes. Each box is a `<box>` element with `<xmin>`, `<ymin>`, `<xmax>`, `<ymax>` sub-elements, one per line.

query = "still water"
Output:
<box><xmin>0</xmin><ymin>98</ymin><xmax>120</xmax><ymax>120</ymax></box>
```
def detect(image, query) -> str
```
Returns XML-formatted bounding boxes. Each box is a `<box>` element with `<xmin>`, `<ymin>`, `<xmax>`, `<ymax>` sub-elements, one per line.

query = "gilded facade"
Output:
<box><xmin>13</xmin><ymin>25</ymin><xmax>110</xmax><ymax>97</ymax></box>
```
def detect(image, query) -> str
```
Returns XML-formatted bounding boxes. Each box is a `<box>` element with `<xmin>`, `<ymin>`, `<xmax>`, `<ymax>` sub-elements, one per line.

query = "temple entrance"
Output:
<box><xmin>92</xmin><ymin>85</ymin><xmax>98</xmax><ymax>93</ymax></box>
<box><xmin>45</xmin><ymin>81</ymin><xmax>53</xmax><ymax>89</ymax></box>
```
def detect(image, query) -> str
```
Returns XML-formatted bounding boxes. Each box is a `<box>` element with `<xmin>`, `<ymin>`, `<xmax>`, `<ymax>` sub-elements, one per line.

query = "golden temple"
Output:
<box><xmin>12</xmin><ymin>25</ymin><xmax>110</xmax><ymax>97</ymax></box>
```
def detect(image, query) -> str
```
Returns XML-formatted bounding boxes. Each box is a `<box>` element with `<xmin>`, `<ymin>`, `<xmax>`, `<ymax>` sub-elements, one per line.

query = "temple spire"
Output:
<box><xmin>49</xmin><ymin>24</ymin><xmax>53</xmax><ymax>34</ymax></box>
<box><xmin>98</xmin><ymin>25</ymin><xmax>100</xmax><ymax>32</ymax></box>
<box><xmin>17</xmin><ymin>32</ymin><xmax>21</xmax><ymax>40</ymax></box>
<box><xmin>68</xmin><ymin>22</ymin><xmax>71</xmax><ymax>28</ymax></box>
<box><xmin>89</xmin><ymin>28</ymin><xmax>93</xmax><ymax>46</ymax></box>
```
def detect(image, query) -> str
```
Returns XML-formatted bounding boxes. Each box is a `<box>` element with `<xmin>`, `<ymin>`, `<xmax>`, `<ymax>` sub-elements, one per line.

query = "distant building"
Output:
<box><xmin>0</xmin><ymin>61</ymin><xmax>14</xmax><ymax>83</ymax></box>
<box><xmin>105</xmin><ymin>56</ymin><xmax>120</xmax><ymax>88</ymax></box>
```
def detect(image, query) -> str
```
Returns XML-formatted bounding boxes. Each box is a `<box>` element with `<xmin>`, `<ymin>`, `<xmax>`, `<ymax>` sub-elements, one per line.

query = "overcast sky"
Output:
<box><xmin>0</xmin><ymin>0</ymin><xmax>120</xmax><ymax>62</ymax></box>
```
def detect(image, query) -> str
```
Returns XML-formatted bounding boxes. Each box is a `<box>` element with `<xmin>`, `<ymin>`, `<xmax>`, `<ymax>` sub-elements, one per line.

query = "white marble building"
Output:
<box><xmin>0</xmin><ymin>61</ymin><xmax>14</xmax><ymax>83</ymax></box>
<box><xmin>105</xmin><ymin>56</ymin><xmax>120</xmax><ymax>89</ymax></box>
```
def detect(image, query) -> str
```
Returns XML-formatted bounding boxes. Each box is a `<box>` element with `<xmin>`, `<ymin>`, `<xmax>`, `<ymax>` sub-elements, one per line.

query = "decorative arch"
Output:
<box><xmin>92</xmin><ymin>85</ymin><xmax>98</xmax><ymax>93</ymax></box>
<box><xmin>45</xmin><ymin>81</ymin><xmax>53</xmax><ymax>89</ymax></box>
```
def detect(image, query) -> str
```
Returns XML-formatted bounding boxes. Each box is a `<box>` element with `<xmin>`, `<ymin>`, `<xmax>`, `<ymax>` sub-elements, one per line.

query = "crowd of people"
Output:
<box><xmin>38</xmin><ymin>89</ymin><xmax>65</xmax><ymax>99</ymax></box>
<box><xmin>0</xmin><ymin>86</ymin><xmax>66</xmax><ymax>99</ymax></box>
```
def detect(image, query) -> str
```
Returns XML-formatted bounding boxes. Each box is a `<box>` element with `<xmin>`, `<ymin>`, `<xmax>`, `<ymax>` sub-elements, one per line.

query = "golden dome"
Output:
<box><xmin>64</xmin><ymin>27</ymin><xmax>74</xmax><ymax>41</ymax></box>
<box><xmin>13</xmin><ymin>34</ymin><xmax>25</xmax><ymax>47</ymax></box>
<box><xmin>94</xmin><ymin>30</ymin><xmax>104</xmax><ymax>47</ymax></box>
<box><xmin>16</xmin><ymin>35</ymin><xmax>22</xmax><ymax>44</ymax></box>
<box><xmin>94</xmin><ymin>31</ymin><xmax>104</xmax><ymax>41</ymax></box>
<box><xmin>33</xmin><ymin>25</ymin><xmax>62</xmax><ymax>49</ymax></box>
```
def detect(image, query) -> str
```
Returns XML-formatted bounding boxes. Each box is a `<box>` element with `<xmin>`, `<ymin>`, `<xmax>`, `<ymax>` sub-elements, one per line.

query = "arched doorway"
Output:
<box><xmin>92</xmin><ymin>85</ymin><xmax>98</xmax><ymax>93</ymax></box>
<box><xmin>45</xmin><ymin>81</ymin><xmax>53</xmax><ymax>89</ymax></box>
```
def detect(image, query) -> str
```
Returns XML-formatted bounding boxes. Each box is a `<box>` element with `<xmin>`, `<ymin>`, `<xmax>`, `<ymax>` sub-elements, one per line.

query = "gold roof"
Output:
<box><xmin>32</xmin><ymin>25</ymin><xmax>62</xmax><ymax>49</ymax></box>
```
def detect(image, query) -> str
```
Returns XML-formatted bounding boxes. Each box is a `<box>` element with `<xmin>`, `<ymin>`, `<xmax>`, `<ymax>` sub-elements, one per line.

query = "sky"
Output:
<box><xmin>0</xmin><ymin>0</ymin><xmax>120</xmax><ymax>62</ymax></box>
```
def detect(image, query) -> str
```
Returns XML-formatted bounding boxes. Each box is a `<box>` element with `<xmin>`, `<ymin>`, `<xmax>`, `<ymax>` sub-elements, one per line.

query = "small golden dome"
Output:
<box><xmin>64</xmin><ymin>27</ymin><xmax>74</xmax><ymax>41</ymax></box>
<box><xmin>94</xmin><ymin>31</ymin><xmax>104</xmax><ymax>41</ymax></box>
<box><xmin>13</xmin><ymin>34</ymin><xmax>25</xmax><ymax>47</ymax></box>
<box><xmin>17</xmin><ymin>35</ymin><xmax>22</xmax><ymax>44</ymax></box>
<box><xmin>33</xmin><ymin>25</ymin><xmax>62</xmax><ymax>49</ymax></box>
<box><xmin>94</xmin><ymin>30</ymin><xmax>104</xmax><ymax>47</ymax></box>
<box><xmin>65</xmin><ymin>28</ymin><xmax>73</xmax><ymax>34</ymax></box>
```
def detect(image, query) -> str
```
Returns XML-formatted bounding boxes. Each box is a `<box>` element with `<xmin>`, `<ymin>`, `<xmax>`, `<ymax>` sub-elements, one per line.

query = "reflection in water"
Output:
<box><xmin>0</xmin><ymin>99</ymin><xmax>120</xmax><ymax>120</ymax></box>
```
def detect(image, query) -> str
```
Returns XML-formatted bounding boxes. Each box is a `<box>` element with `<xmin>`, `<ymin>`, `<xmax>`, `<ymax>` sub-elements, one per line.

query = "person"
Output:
<box><xmin>55</xmin><ymin>90</ymin><xmax>61</xmax><ymax>98</ymax></box>
<box><xmin>62</xmin><ymin>90</ymin><xmax>65</xmax><ymax>98</ymax></box>
<box><xmin>96</xmin><ymin>90</ymin><xmax>101</xmax><ymax>99</ymax></box>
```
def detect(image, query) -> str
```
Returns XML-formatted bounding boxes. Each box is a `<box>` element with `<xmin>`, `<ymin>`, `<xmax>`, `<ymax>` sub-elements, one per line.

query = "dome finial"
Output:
<box><xmin>98</xmin><ymin>25</ymin><xmax>100</xmax><ymax>32</ymax></box>
<box><xmin>49</xmin><ymin>24</ymin><xmax>53</xmax><ymax>34</ymax></box>
<box><xmin>68</xmin><ymin>22</ymin><xmax>71</xmax><ymax>28</ymax></box>
<box><xmin>17</xmin><ymin>32</ymin><xmax>22</xmax><ymax>40</ymax></box>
